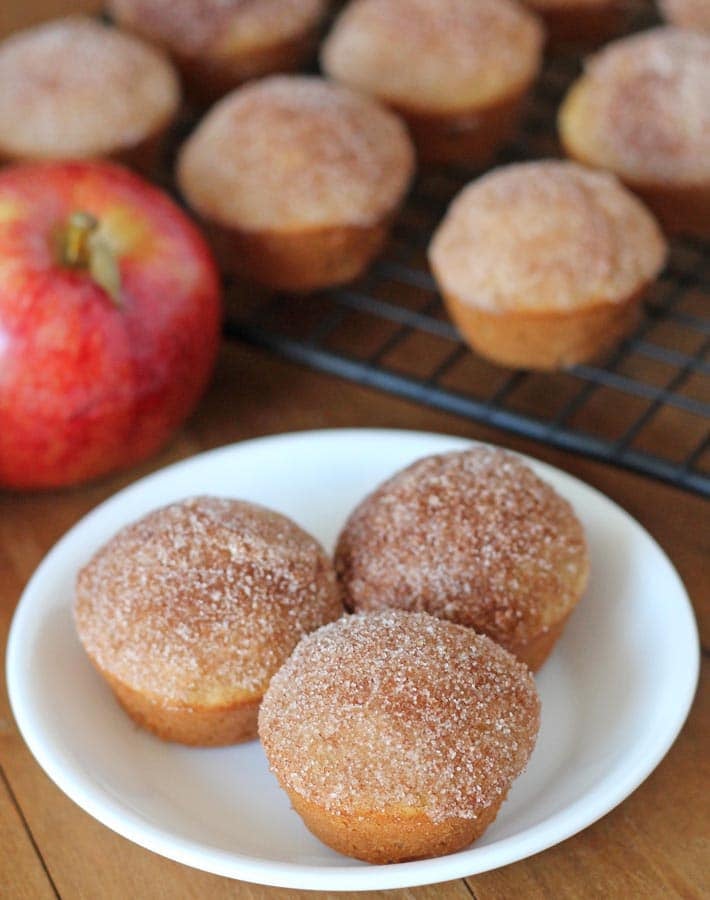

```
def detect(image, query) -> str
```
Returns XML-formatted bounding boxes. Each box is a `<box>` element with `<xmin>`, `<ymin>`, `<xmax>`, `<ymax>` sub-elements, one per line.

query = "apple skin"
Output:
<box><xmin>0</xmin><ymin>161</ymin><xmax>222</xmax><ymax>489</ymax></box>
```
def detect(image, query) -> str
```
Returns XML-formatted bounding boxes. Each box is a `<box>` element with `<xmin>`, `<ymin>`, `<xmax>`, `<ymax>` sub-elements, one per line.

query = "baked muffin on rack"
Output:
<box><xmin>259</xmin><ymin>610</ymin><xmax>540</xmax><ymax>862</ymax></box>
<box><xmin>428</xmin><ymin>160</ymin><xmax>667</xmax><ymax>371</ymax></box>
<box><xmin>335</xmin><ymin>445</ymin><xmax>590</xmax><ymax>670</ymax></box>
<box><xmin>177</xmin><ymin>75</ymin><xmax>415</xmax><ymax>291</ymax></box>
<box><xmin>0</xmin><ymin>16</ymin><xmax>179</xmax><ymax>172</ymax></box>
<box><xmin>321</xmin><ymin>0</ymin><xmax>544</xmax><ymax>166</ymax></box>
<box><xmin>521</xmin><ymin>0</ymin><xmax>634</xmax><ymax>45</ymax></box>
<box><xmin>107</xmin><ymin>0</ymin><xmax>328</xmax><ymax>104</ymax></box>
<box><xmin>659</xmin><ymin>0</ymin><xmax>710</xmax><ymax>32</ymax></box>
<box><xmin>74</xmin><ymin>496</ymin><xmax>343</xmax><ymax>746</ymax></box>
<box><xmin>559</xmin><ymin>27</ymin><xmax>710</xmax><ymax>237</ymax></box>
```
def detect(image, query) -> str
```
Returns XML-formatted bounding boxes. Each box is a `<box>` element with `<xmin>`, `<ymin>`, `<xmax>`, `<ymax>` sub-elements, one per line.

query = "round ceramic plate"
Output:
<box><xmin>6</xmin><ymin>429</ymin><xmax>700</xmax><ymax>891</ymax></box>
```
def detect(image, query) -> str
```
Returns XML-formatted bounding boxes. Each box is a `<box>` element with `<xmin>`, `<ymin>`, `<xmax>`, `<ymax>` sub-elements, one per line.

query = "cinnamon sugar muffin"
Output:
<box><xmin>559</xmin><ymin>28</ymin><xmax>710</xmax><ymax>237</ymax></box>
<box><xmin>259</xmin><ymin>610</ymin><xmax>540</xmax><ymax>863</ymax></box>
<box><xmin>429</xmin><ymin>161</ymin><xmax>667</xmax><ymax>370</ymax></box>
<box><xmin>0</xmin><ymin>16</ymin><xmax>180</xmax><ymax>171</ymax></box>
<box><xmin>74</xmin><ymin>496</ymin><xmax>342</xmax><ymax>746</ymax></box>
<box><xmin>108</xmin><ymin>0</ymin><xmax>328</xmax><ymax>104</ymax></box>
<box><xmin>521</xmin><ymin>0</ymin><xmax>633</xmax><ymax>45</ymax></box>
<box><xmin>660</xmin><ymin>0</ymin><xmax>710</xmax><ymax>32</ymax></box>
<box><xmin>335</xmin><ymin>447</ymin><xmax>590</xmax><ymax>670</ymax></box>
<box><xmin>177</xmin><ymin>75</ymin><xmax>415</xmax><ymax>291</ymax></box>
<box><xmin>321</xmin><ymin>0</ymin><xmax>544</xmax><ymax>165</ymax></box>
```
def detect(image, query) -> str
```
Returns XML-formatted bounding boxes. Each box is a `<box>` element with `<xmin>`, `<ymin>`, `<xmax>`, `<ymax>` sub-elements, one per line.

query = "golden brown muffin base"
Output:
<box><xmin>204</xmin><ymin>218</ymin><xmax>391</xmax><ymax>292</ymax></box>
<box><xmin>394</xmin><ymin>90</ymin><xmax>529</xmax><ymax>167</ymax></box>
<box><xmin>104</xmin><ymin>670</ymin><xmax>261</xmax><ymax>746</ymax></box>
<box><xmin>176</xmin><ymin>31</ymin><xmax>319</xmax><ymax>107</ymax></box>
<box><xmin>441</xmin><ymin>284</ymin><xmax>647</xmax><ymax>370</ymax></box>
<box><xmin>561</xmin><ymin>124</ymin><xmax>710</xmax><ymax>239</ymax></box>
<box><xmin>620</xmin><ymin>180</ymin><xmax>710</xmax><ymax>240</ymax></box>
<box><xmin>0</xmin><ymin>124</ymin><xmax>171</xmax><ymax>178</ymax></box>
<box><xmin>111</xmin><ymin>124</ymin><xmax>171</xmax><ymax>177</ymax></box>
<box><xmin>287</xmin><ymin>790</ymin><xmax>503</xmax><ymax>863</ymax></box>
<box><xmin>559</xmin><ymin>52</ymin><xmax>710</xmax><ymax>239</ymax></box>
<box><xmin>506</xmin><ymin>613</ymin><xmax>571</xmax><ymax>671</ymax></box>
<box><xmin>535</xmin><ymin>2</ymin><xmax>630</xmax><ymax>46</ymax></box>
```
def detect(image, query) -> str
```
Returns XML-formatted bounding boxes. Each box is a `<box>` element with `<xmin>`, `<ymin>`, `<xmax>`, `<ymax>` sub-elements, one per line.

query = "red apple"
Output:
<box><xmin>0</xmin><ymin>161</ymin><xmax>221</xmax><ymax>489</ymax></box>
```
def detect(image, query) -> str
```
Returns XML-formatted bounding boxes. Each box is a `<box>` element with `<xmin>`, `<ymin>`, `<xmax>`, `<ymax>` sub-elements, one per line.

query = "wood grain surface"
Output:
<box><xmin>1</xmin><ymin>3</ymin><xmax>708</xmax><ymax>898</ymax></box>
<box><xmin>1</xmin><ymin>341</ymin><xmax>707</xmax><ymax>900</ymax></box>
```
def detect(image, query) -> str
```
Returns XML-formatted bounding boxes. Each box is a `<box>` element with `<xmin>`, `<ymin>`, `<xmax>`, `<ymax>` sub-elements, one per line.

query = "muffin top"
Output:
<box><xmin>335</xmin><ymin>446</ymin><xmax>590</xmax><ymax>650</ymax></box>
<box><xmin>559</xmin><ymin>27</ymin><xmax>710</xmax><ymax>185</ymax></box>
<box><xmin>660</xmin><ymin>0</ymin><xmax>710</xmax><ymax>32</ymax></box>
<box><xmin>74</xmin><ymin>496</ymin><xmax>342</xmax><ymax>706</ymax></box>
<box><xmin>177</xmin><ymin>75</ymin><xmax>415</xmax><ymax>231</ymax></box>
<box><xmin>0</xmin><ymin>16</ymin><xmax>179</xmax><ymax>161</ymax></box>
<box><xmin>429</xmin><ymin>160</ymin><xmax>666</xmax><ymax>313</ymax></box>
<box><xmin>523</xmin><ymin>0</ymin><xmax>614</xmax><ymax>9</ymax></box>
<box><xmin>321</xmin><ymin>0</ymin><xmax>543</xmax><ymax>114</ymax></box>
<box><xmin>259</xmin><ymin>610</ymin><xmax>540</xmax><ymax>823</ymax></box>
<box><xmin>108</xmin><ymin>0</ymin><xmax>327</xmax><ymax>59</ymax></box>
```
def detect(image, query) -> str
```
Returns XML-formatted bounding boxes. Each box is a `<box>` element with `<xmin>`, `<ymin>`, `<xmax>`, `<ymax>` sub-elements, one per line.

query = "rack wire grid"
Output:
<box><xmin>223</xmin><ymin>26</ymin><xmax>710</xmax><ymax>498</ymax></box>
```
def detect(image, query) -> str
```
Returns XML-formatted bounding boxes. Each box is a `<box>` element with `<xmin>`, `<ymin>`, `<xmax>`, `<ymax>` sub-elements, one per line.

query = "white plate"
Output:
<box><xmin>6</xmin><ymin>429</ymin><xmax>700</xmax><ymax>892</ymax></box>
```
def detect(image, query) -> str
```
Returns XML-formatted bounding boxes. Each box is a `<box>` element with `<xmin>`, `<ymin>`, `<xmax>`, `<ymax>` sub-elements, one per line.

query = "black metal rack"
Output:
<box><xmin>224</xmin><ymin>39</ymin><xmax>709</xmax><ymax>498</ymax></box>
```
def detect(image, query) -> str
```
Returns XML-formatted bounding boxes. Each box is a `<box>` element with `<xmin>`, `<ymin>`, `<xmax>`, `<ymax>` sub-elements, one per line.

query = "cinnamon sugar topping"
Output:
<box><xmin>660</xmin><ymin>0</ymin><xmax>710</xmax><ymax>31</ymax></box>
<box><xmin>177</xmin><ymin>75</ymin><xmax>414</xmax><ymax>231</ymax></box>
<box><xmin>429</xmin><ymin>160</ymin><xmax>666</xmax><ymax>313</ymax></box>
<box><xmin>525</xmin><ymin>0</ymin><xmax>614</xmax><ymax>8</ymax></box>
<box><xmin>322</xmin><ymin>0</ymin><xmax>543</xmax><ymax>113</ymax></box>
<box><xmin>561</xmin><ymin>28</ymin><xmax>710</xmax><ymax>185</ymax></box>
<box><xmin>74</xmin><ymin>497</ymin><xmax>342</xmax><ymax>706</ymax></box>
<box><xmin>108</xmin><ymin>0</ymin><xmax>327</xmax><ymax>58</ymax></box>
<box><xmin>335</xmin><ymin>447</ymin><xmax>590</xmax><ymax>648</ymax></box>
<box><xmin>0</xmin><ymin>16</ymin><xmax>179</xmax><ymax>161</ymax></box>
<box><xmin>259</xmin><ymin>610</ymin><xmax>540</xmax><ymax>823</ymax></box>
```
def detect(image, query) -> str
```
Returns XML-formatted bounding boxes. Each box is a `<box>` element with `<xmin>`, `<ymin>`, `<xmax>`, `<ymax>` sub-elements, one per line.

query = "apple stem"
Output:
<box><xmin>63</xmin><ymin>211</ymin><xmax>98</xmax><ymax>268</ymax></box>
<box><xmin>61</xmin><ymin>211</ymin><xmax>123</xmax><ymax>308</ymax></box>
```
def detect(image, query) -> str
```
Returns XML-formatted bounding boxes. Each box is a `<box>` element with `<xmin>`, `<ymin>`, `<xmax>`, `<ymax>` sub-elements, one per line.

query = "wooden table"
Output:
<box><xmin>1</xmin><ymin>4</ymin><xmax>708</xmax><ymax>898</ymax></box>
<box><xmin>2</xmin><ymin>344</ymin><xmax>708</xmax><ymax>900</ymax></box>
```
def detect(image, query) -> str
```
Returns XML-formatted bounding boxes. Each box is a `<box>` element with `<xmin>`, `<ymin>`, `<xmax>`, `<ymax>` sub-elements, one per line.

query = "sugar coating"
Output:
<box><xmin>321</xmin><ymin>0</ymin><xmax>543</xmax><ymax>114</ymax></box>
<box><xmin>524</xmin><ymin>0</ymin><xmax>616</xmax><ymax>9</ymax></box>
<box><xmin>561</xmin><ymin>28</ymin><xmax>710</xmax><ymax>184</ymax></box>
<box><xmin>335</xmin><ymin>447</ymin><xmax>590</xmax><ymax>648</ymax></box>
<box><xmin>429</xmin><ymin>160</ymin><xmax>666</xmax><ymax>313</ymax></box>
<box><xmin>74</xmin><ymin>496</ymin><xmax>342</xmax><ymax>706</ymax></box>
<box><xmin>177</xmin><ymin>75</ymin><xmax>415</xmax><ymax>231</ymax></box>
<box><xmin>259</xmin><ymin>610</ymin><xmax>540</xmax><ymax>823</ymax></box>
<box><xmin>660</xmin><ymin>0</ymin><xmax>710</xmax><ymax>31</ymax></box>
<box><xmin>0</xmin><ymin>16</ymin><xmax>179</xmax><ymax>160</ymax></box>
<box><xmin>108</xmin><ymin>0</ymin><xmax>327</xmax><ymax>58</ymax></box>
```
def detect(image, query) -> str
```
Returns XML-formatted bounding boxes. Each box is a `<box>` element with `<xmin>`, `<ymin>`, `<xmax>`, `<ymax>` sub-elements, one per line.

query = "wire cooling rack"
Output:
<box><xmin>223</xmin><ymin>34</ymin><xmax>709</xmax><ymax>498</ymax></box>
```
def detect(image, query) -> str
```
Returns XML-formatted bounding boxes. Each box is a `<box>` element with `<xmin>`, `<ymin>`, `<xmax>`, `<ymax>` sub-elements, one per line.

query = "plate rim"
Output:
<box><xmin>6</xmin><ymin>427</ymin><xmax>701</xmax><ymax>891</ymax></box>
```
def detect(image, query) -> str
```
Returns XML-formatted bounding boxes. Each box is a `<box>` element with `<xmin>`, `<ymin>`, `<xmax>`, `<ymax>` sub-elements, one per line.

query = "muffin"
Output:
<box><xmin>335</xmin><ymin>446</ymin><xmax>590</xmax><ymax>670</ymax></box>
<box><xmin>177</xmin><ymin>75</ymin><xmax>415</xmax><ymax>291</ymax></box>
<box><xmin>521</xmin><ymin>0</ymin><xmax>633</xmax><ymax>45</ymax></box>
<box><xmin>0</xmin><ymin>16</ymin><xmax>180</xmax><ymax>172</ymax></box>
<box><xmin>108</xmin><ymin>0</ymin><xmax>329</xmax><ymax>104</ymax></box>
<box><xmin>259</xmin><ymin>610</ymin><xmax>540</xmax><ymax>863</ymax></box>
<box><xmin>659</xmin><ymin>0</ymin><xmax>710</xmax><ymax>32</ymax></box>
<box><xmin>559</xmin><ymin>27</ymin><xmax>710</xmax><ymax>237</ymax></box>
<box><xmin>321</xmin><ymin>0</ymin><xmax>544</xmax><ymax>165</ymax></box>
<box><xmin>74</xmin><ymin>496</ymin><xmax>343</xmax><ymax>745</ymax></box>
<box><xmin>428</xmin><ymin>160</ymin><xmax>667</xmax><ymax>370</ymax></box>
